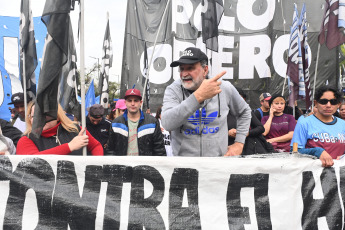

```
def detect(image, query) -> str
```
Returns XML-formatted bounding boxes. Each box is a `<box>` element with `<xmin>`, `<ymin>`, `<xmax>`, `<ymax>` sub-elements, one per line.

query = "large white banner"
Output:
<box><xmin>0</xmin><ymin>154</ymin><xmax>344</xmax><ymax>229</ymax></box>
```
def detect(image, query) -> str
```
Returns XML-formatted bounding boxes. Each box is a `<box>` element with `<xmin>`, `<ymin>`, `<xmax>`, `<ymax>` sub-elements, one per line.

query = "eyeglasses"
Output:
<box><xmin>317</xmin><ymin>99</ymin><xmax>339</xmax><ymax>105</ymax></box>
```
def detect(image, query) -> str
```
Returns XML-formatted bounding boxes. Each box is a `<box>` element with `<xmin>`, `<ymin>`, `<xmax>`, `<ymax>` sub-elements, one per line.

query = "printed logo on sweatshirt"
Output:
<box><xmin>312</xmin><ymin>132</ymin><xmax>345</xmax><ymax>144</ymax></box>
<box><xmin>185</xmin><ymin>108</ymin><xmax>219</xmax><ymax>135</ymax></box>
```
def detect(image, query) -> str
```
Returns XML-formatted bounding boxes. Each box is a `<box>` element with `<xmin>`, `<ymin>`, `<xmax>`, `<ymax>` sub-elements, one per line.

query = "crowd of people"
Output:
<box><xmin>1</xmin><ymin>47</ymin><xmax>344</xmax><ymax>168</ymax></box>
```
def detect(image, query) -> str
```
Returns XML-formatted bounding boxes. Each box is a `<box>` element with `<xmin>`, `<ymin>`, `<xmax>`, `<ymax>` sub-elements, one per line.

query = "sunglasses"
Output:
<box><xmin>317</xmin><ymin>99</ymin><xmax>339</xmax><ymax>105</ymax></box>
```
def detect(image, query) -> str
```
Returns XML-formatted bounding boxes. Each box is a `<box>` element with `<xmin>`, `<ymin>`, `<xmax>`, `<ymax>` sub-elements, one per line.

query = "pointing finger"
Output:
<box><xmin>210</xmin><ymin>71</ymin><xmax>226</xmax><ymax>81</ymax></box>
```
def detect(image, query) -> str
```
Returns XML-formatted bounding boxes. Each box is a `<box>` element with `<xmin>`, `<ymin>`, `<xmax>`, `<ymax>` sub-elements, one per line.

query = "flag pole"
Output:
<box><xmin>312</xmin><ymin>43</ymin><xmax>321</xmax><ymax>111</ymax></box>
<box><xmin>80</xmin><ymin>0</ymin><xmax>87</xmax><ymax>156</ymax></box>
<box><xmin>22</xmin><ymin>53</ymin><xmax>28</xmax><ymax>120</ymax></box>
<box><xmin>280</xmin><ymin>0</ymin><xmax>287</xmax><ymax>97</ymax></box>
<box><xmin>141</xmin><ymin>0</ymin><xmax>171</xmax><ymax>110</ymax></box>
<box><xmin>282</xmin><ymin>74</ymin><xmax>287</xmax><ymax>96</ymax></box>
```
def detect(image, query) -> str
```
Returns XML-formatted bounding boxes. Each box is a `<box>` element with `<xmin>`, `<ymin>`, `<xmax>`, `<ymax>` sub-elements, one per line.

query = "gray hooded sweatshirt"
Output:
<box><xmin>162</xmin><ymin>78</ymin><xmax>251</xmax><ymax>157</ymax></box>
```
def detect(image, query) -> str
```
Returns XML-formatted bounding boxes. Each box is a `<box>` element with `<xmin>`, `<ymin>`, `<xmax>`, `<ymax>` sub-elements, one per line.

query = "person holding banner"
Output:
<box><xmin>16</xmin><ymin>101</ymin><xmax>103</xmax><ymax>156</ymax></box>
<box><xmin>291</xmin><ymin>86</ymin><xmax>345</xmax><ymax>167</ymax></box>
<box><xmin>162</xmin><ymin>47</ymin><xmax>251</xmax><ymax>157</ymax></box>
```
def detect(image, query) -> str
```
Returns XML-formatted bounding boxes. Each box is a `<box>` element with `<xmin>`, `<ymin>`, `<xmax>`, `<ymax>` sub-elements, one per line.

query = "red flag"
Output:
<box><xmin>319</xmin><ymin>0</ymin><xmax>345</xmax><ymax>50</ymax></box>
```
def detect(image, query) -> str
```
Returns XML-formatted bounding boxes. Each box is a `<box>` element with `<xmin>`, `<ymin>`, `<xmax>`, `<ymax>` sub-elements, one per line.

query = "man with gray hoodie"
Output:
<box><xmin>162</xmin><ymin>47</ymin><xmax>251</xmax><ymax>157</ymax></box>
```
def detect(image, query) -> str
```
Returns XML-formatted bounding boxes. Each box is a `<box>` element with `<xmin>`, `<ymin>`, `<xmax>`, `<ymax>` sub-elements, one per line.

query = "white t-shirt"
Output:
<box><xmin>13</xmin><ymin>118</ymin><xmax>26</xmax><ymax>133</ymax></box>
<box><xmin>159</xmin><ymin>119</ymin><xmax>173</xmax><ymax>157</ymax></box>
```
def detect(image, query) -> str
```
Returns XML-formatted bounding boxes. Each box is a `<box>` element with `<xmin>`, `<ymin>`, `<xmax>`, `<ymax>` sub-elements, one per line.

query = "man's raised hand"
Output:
<box><xmin>194</xmin><ymin>71</ymin><xmax>226</xmax><ymax>103</ymax></box>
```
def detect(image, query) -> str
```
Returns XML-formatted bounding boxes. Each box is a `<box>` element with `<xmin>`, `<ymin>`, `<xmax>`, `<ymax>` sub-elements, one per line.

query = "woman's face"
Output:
<box><xmin>271</xmin><ymin>97</ymin><xmax>286</xmax><ymax>114</ymax></box>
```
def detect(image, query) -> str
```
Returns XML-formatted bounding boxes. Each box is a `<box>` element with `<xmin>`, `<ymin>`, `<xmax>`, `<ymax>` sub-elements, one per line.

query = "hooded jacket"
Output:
<box><xmin>86</xmin><ymin>116</ymin><xmax>111</xmax><ymax>152</ymax></box>
<box><xmin>162</xmin><ymin>78</ymin><xmax>251</xmax><ymax>157</ymax></box>
<box><xmin>107</xmin><ymin>110</ymin><xmax>166</xmax><ymax>156</ymax></box>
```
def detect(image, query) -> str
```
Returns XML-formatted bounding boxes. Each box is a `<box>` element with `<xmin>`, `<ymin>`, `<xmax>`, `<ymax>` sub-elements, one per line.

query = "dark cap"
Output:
<box><xmin>259</xmin><ymin>92</ymin><xmax>272</xmax><ymax>101</ymax></box>
<box><xmin>89</xmin><ymin>104</ymin><xmax>104</xmax><ymax>116</ymax></box>
<box><xmin>268</xmin><ymin>94</ymin><xmax>286</xmax><ymax>107</ymax></box>
<box><xmin>124</xmin><ymin>89</ymin><xmax>142</xmax><ymax>100</ymax></box>
<box><xmin>8</xmin><ymin>92</ymin><xmax>31</xmax><ymax>105</ymax></box>
<box><xmin>170</xmin><ymin>47</ymin><xmax>208</xmax><ymax>67</ymax></box>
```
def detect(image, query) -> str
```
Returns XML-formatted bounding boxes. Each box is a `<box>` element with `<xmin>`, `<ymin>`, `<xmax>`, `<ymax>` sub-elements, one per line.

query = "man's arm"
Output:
<box><xmin>293</xmin><ymin>147</ymin><xmax>333</xmax><ymax>167</ymax></box>
<box><xmin>225</xmin><ymin>83</ymin><xmax>251</xmax><ymax>156</ymax></box>
<box><xmin>227</xmin><ymin>84</ymin><xmax>251</xmax><ymax>144</ymax></box>
<box><xmin>161</xmin><ymin>84</ymin><xmax>201</xmax><ymax>131</ymax></box>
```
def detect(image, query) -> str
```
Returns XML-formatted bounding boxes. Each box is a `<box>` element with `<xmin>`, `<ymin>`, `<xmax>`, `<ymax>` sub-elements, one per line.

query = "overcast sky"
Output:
<box><xmin>0</xmin><ymin>0</ymin><xmax>127</xmax><ymax>83</ymax></box>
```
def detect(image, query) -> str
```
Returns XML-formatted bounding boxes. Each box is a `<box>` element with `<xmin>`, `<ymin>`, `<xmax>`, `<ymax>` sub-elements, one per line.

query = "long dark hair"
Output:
<box><xmin>155</xmin><ymin>106</ymin><xmax>162</xmax><ymax>120</ymax></box>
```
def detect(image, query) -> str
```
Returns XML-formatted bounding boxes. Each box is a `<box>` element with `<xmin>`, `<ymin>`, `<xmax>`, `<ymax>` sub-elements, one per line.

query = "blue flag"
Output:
<box><xmin>85</xmin><ymin>79</ymin><xmax>95</xmax><ymax>115</ymax></box>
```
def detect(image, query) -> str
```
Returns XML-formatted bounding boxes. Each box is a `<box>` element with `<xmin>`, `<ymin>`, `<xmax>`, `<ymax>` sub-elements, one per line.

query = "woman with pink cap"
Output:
<box><xmin>113</xmin><ymin>99</ymin><xmax>126</xmax><ymax>119</ymax></box>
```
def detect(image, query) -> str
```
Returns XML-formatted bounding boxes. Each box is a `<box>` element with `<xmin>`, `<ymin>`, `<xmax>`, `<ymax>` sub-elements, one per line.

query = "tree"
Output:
<box><xmin>76</xmin><ymin>62</ymin><xmax>100</xmax><ymax>96</ymax></box>
<box><xmin>108</xmin><ymin>81</ymin><xmax>120</xmax><ymax>102</ymax></box>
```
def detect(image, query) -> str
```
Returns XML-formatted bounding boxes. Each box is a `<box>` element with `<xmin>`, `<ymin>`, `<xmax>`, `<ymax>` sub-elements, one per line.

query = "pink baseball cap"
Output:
<box><xmin>115</xmin><ymin>99</ymin><xmax>126</xmax><ymax>110</ymax></box>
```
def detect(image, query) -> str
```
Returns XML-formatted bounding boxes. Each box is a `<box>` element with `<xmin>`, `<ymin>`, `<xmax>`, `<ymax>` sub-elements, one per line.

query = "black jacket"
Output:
<box><xmin>228</xmin><ymin>111</ymin><xmax>275</xmax><ymax>154</ymax></box>
<box><xmin>107</xmin><ymin>110</ymin><xmax>166</xmax><ymax>156</ymax></box>
<box><xmin>86</xmin><ymin>116</ymin><xmax>111</xmax><ymax>151</ymax></box>
<box><xmin>0</xmin><ymin>119</ymin><xmax>22</xmax><ymax>147</ymax></box>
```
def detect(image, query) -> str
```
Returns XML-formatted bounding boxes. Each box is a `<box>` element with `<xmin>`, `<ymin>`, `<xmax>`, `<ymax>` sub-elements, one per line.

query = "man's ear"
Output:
<box><xmin>204</xmin><ymin>65</ymin><xmax>209</xmax><ymax>77</ymax></box>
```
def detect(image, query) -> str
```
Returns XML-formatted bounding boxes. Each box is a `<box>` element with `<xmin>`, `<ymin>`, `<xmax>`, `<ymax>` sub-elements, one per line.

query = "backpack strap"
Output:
<box><xmin>256</xmin><ymin>108</ymin><xmax>263</xmax><ymax>119</ymax></box>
